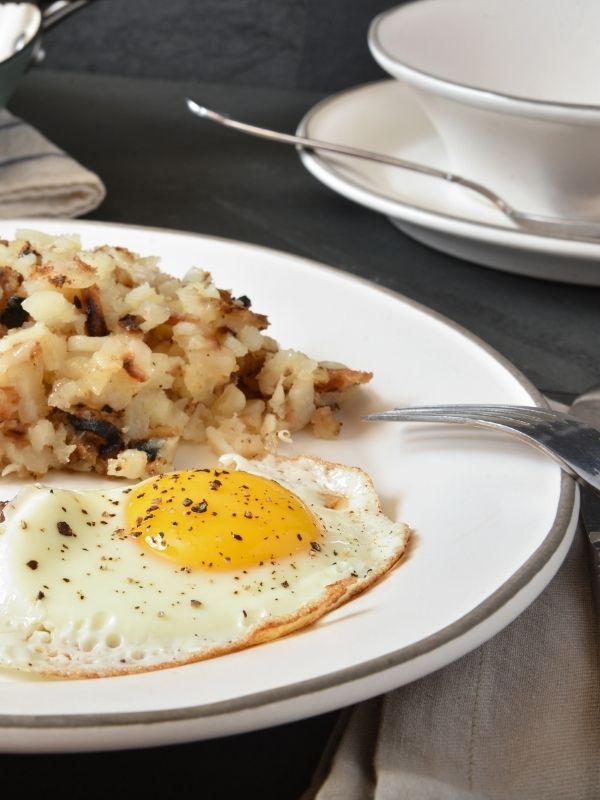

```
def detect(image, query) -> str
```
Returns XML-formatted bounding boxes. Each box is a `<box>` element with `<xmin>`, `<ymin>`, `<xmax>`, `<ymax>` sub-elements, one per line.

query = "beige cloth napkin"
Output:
<box><xmin>306</xmin><ymin>526</ymin><xmax>600</xmax><ymax>800</ymax></box>
<box><xmin>0</xmin><ymin>109</ymin><xmax>105</xmax><ymax>217</ymax></box>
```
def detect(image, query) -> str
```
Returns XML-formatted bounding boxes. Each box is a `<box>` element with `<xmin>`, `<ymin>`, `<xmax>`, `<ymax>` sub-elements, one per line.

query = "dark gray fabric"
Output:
<box><xmin>39</xmin><ymin>0</ymin><xmax>400</xmax><ymax>91</ymax></box>
<box><xmin>312</xmin><ymin>528</ymin><xmax>600</xmax><ymax>800</ymax></box>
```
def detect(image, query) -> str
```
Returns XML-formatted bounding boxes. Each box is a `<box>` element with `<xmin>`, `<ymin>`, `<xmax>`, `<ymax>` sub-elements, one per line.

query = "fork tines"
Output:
<box><xmin>363</xmin><ymin>404</ymin><xmax>563</xmax><ymax>424</ymax></box>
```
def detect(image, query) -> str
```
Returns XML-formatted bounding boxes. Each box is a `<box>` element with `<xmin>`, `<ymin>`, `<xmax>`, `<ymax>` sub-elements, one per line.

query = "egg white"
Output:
<box><xmin>0</xmin><ymin>454</ymin><xmax>410</xmax><ymax>677</ymax></box>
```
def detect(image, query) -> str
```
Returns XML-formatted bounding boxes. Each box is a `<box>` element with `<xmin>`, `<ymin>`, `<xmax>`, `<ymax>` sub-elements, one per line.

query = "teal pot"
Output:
<box><xmin>0</xmin><ymin>2</ymin><xmax>92</xmax><ymax>108</ymax></box>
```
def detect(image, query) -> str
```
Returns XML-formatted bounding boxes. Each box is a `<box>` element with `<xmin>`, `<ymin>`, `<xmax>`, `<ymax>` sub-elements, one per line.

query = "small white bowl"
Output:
<box><xmin>368</xmin><ymin>0</ymin><xmax>600</xmax><ymax>223</ymax></box>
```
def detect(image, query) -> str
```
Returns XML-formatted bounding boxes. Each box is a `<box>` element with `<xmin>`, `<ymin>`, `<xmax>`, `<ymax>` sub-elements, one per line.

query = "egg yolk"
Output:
<box><xmin>125</xmin><ymin>468</ymin><xmax>320</xmax><ymax>570</ymax></box>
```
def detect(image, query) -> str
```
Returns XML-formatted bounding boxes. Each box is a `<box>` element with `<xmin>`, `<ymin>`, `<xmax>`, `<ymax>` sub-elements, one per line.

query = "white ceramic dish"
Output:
<box><xmin>368</xmin><ymin>0</ymin><xmax>600</xmax><ymax>222</ymax></box>
<box><xmin>297</xmin><ymin>80</ymin><xmax>600</xmax><ymax>285</ymax></box>
<box><xmin>0</xmin><ymin>219</ymin><xmax>576</xmax><ymax>752</ymax></box>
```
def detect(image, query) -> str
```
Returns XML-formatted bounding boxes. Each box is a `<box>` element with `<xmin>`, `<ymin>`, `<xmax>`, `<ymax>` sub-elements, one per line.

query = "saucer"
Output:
<box><xmin>297</xmin><ymin>80</ymin><xmax>600</xmax><ymax>285</ymax></box>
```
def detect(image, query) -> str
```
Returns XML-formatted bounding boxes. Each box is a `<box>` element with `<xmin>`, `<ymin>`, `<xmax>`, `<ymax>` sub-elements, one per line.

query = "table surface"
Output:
<box><xmin>4</xmin><ymin>68</ymin><xmax>599</xmax><ymax>797</ymax></box>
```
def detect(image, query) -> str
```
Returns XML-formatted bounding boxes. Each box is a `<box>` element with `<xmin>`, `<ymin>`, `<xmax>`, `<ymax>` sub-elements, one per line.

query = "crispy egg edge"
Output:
<box><xmin>8</xmin><ymin>454</ymin><xmax>412</xmax><ymax>679</ymax></box>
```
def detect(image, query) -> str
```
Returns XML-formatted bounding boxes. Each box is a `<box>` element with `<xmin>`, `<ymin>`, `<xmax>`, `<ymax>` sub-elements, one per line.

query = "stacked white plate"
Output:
<box><xmin>297</xmin><ymin>1</ymin><xmax>600</xmax><ymax>285</ymax></box>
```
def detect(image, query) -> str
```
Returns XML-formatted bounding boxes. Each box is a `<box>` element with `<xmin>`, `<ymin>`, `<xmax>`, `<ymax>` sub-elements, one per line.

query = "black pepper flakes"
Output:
<box><xmin>0</xmin><ymin>295</ymin><xmax>30</xmax><ymax>329</ymax></box>
<box><xmin>26</xmin><ymin>560</ymin><xmax>38</xmax><ymax>570</ymax></box>
<box><xmin>57</xmin><ymin>521</ymin><xmax>76</xmax><ymax>537</ymax></box>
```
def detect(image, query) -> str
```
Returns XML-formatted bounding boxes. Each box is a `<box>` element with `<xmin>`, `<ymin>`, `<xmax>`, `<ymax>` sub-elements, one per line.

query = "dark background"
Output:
<box><xmin>41</xmin><ymin>0</ymin><xmax>399</xmax><ymax>90</ymax></box>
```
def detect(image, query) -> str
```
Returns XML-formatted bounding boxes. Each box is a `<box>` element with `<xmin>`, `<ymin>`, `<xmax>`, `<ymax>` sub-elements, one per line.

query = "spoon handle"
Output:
<box><xmin>186</xmin><ymin>98</ymin><xmax>600</xmax><ymax>243</ymax></box>
<box><xmin>186</xmin><ymin>99</ymin><xmax>505</xmax><ymax>205</ymax></box>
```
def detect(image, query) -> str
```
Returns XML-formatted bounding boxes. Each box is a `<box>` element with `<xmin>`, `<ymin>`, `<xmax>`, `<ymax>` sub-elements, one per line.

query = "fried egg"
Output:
<box><xmin>0</xmin><ymin>454</ymin><xmax>410</xmax><ymax>678</ymax></box>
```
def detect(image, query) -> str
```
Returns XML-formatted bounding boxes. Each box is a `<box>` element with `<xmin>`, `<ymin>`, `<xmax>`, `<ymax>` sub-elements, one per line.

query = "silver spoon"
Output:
<box><xmin>186</xmin><ymin>98</ymin><xmax>600</xmax><ymax>244</ymax></box>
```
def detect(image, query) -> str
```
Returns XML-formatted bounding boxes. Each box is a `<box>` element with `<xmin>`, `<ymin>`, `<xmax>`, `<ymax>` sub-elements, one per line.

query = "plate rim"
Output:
<box><xmin>297</xmin><ymin>79</ymin><xmax>600</xmax><ymax>259</ymax></box>
<box><xmin>0</xmin><ymin>218</ymin><xmax>576</xmax><ymax>730</ymax></box>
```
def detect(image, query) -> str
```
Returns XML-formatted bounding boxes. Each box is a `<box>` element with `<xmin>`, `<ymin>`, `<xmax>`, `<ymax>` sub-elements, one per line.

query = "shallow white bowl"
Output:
<box><xmin>368</xmin><ymin>0</ymin><xmax>600</xmax><ymax>223</ymax></box>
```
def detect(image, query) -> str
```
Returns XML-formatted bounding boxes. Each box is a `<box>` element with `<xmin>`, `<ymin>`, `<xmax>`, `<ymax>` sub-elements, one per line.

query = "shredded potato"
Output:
<box><xmin>0</xmin><ymin>232</ymin><xmax>372</xmax><ymax>478</ymax></box>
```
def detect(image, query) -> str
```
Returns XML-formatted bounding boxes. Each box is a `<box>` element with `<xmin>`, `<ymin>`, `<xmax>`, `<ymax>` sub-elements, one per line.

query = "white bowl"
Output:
<box><xmin>368</xmin><ymin>0</ymin><xmax>600</xmax><ymax>223</ymax></box>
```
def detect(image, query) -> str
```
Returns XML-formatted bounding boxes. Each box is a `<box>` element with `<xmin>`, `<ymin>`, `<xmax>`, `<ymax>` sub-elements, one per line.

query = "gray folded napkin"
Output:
<box><xmin>0</xmin><ymin>109</ymin><xmax>105</xmax><ymax>217</ymax></box>
<box><xmin>306</xmin><ymin>526</ymin><xmax>600</xmax><ymax>800</ymax></box>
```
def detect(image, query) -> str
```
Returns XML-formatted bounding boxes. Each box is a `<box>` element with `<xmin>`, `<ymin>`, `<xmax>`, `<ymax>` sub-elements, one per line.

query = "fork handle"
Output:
<box><xmin>582</xmin><ymin>524</ymin><xmax>600</xmax><ymax>604</ymax></box>
<box><xmin>589</xmin><ymin>530</ymin><xmax>600</xmax><ymax>577</ymax></box>
<box><xmin>584</xmin><ymin>530</ymin><xmax>600</xmax><ymax>623</ymax></box>
<box><xmin>576</xmin><ymin>487</ymin><xmax>600</xmax><ymax>622</ymax></box>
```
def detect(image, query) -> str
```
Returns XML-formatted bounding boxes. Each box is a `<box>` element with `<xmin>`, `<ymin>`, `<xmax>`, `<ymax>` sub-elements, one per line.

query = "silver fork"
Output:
<box><xmin>363</xmin><ymin>404</ymin><xmax>600</xmax><ymax>493</ymax></box>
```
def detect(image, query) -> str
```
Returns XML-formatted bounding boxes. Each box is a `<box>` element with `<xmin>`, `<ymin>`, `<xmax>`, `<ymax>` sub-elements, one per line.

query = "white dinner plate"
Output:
<box><xmin>297</xmin><ymin>80</ymin><xmax>600</xmax><ymax>285</ymax></box>
<box><xmin>0</xmin><ymin>219</ymin><xmax>576</xmax><ymax>752</ymax></box>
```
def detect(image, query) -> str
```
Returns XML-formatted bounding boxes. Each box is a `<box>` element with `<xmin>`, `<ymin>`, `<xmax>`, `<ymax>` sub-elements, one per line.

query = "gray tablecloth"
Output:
<box><xmin>307</xmin><ymin>527</ymin><xmax>600</xmax><ymax>800</ymax></box>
